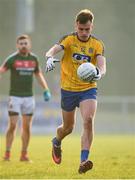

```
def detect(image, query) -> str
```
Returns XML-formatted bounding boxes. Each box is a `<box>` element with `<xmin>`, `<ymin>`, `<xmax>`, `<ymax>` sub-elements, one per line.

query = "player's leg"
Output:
<box><xmin>79</xmin><ymin>99</ymin><xmax>97</xmax><ymax>173</ymax></box>
<box><xmin>52</xmin><ymin>109</ymin><xmax>76</xmax><ymax>164</ymax></box>
<box><xmin>80</xmin><ymin>99</ymin><xmax>97</xmax><ymax>153</ymax></box>
<box><xmin>57</xmin><ymin>109</ymin><xmax>76</xmax><ymax>140</ymax></box>
<box><xmin>4</xmin><ymin>112</ymin><xmax>19</xmax><ymax>161</ymax></box>
<box><xmin>20</xmin><ymin>96</ymin><xmax>35</xmax><ymax>162</ymax></box>
<box><xmin>4</xmin><ymin>96</ymin><xmax>21</xmax><ymax>161</ymax></box>
<box><xmin>52</xmin><ymin>89</ymin><xmax>77</xmax><ymax>164</ymax></box>
<box><xmin>20</xmin><ymin>114</ymin><xmax>33</xmax><ymax>161</ymax></box>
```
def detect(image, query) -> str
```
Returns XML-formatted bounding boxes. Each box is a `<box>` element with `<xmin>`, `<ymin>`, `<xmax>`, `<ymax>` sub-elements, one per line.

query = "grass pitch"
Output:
<box><xmin>0</xmin><ymin>135</ymin><xmax>135</xmax><ymax>179</ymax></box>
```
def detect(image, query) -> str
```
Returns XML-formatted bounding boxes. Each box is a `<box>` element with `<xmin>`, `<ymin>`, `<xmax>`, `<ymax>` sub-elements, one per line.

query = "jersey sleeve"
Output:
<box><xmin>96</xmin><ymin>40</ymin><xmax>105</xmax><ymax>56</ymax></box>
<box><xmin>2</xmin><ymin>57</ymin><xmax>12</xmax><ymax>70</ymax></box>
<box><xmin>58</xmin><ymin>35</ymin><xmax>71</xmax><ymax>50</ymax></box>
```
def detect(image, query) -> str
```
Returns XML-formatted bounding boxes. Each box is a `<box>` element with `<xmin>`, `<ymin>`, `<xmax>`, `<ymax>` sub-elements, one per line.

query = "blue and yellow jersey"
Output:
<box><xmin>58</xmin><ymin>32</ymin><xmax>105</xmax><ymax>92</ymax></box>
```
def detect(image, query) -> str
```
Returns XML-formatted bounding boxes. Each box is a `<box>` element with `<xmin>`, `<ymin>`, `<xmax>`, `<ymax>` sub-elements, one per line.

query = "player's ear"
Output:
<box><xmin>27</xmin><ymin>39</ymin><xmax>32</xmax><ymax>49</ymax></box>
<box><xmin>91</xmin><ymin>23</ymin><xmax>94</xmax><ymax>30</ymax></box>
<box><xmin>28</xmin><ymin>43</ymin><xmax>32</xmax><ymax>50</ymax></box>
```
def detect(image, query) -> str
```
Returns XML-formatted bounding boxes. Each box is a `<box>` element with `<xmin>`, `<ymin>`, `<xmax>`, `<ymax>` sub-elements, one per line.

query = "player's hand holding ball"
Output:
<box><xmin>91</xmin><ymin>67</ymin><xmax>101</xmax><ymax>82</ymax></box>
<box><xmin>77</xmin><ymin>62</ymin><xmax>101</xmax><ymax>83</ymax></box>
<box><xmin>43</xmin><ymin>89</ymin><xmax>51</xmax><ymax>101</ymax></box>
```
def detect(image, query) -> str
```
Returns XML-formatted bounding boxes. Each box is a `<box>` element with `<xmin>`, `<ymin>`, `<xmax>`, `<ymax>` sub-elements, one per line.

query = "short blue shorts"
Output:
<box><xmin>61</xmin><ymin>88</ymin><xmax>97</xmax><ymax>111</ymax></box>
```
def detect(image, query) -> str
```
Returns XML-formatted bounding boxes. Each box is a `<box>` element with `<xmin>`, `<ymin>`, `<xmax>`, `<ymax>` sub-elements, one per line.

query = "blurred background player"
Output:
<box><xmin>45</xmin><ymin>9</ymin><xmax>106</xmax><ymax>173</ymax></box>
<box><xmin>0</xmin><ymin>34</ymin><xmax>51</xmax><ymax>162</ymax></box>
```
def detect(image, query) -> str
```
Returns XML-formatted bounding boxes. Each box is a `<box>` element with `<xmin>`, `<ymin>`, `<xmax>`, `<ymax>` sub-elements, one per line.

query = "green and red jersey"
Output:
<box><xmin>3</xmin><ymin>52</ymin><xmax>40</xmax><ymax>97</ymax></box>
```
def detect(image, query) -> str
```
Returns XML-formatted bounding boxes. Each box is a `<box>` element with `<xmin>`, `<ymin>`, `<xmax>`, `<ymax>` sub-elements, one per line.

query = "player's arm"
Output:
<box><xmin>92</xmin><ymin>55</ymin><xmax>106</xmax><ymax>82</ymax></box>
<box><xmin>45</xmin><ymin>44</ymin><xmax>64</xmax><ymax>72</ymax></box>
<box><xmin>96</xmin><ymin>55</ymin><xmax>106</xmax><ymax>76</ymax></box>
<box><xmin>35</xmin><ymin>70</ymin><xmax>49</xmax><ymax>90</ymax></box>
<box><xmin>0</xmin><ymin>62</ymin><xmax>8</xmax><ymax>73</ymax></box>
<box><xmin>34</xmin><ymin>69</ymin><xmax>51</xmax><ymax>101</ymax></box>
<box><xmin>92</xmin><ymin>40</ymin><xmax>106</xmax><ymax>82</ymax></box>
<box><xmin>46</xmin><ymin>44</ymin><xmax>63</xmax><ymax>58</ymax></box>
<box><xmin>0</xmin><ymin>61</ymin><xmax>9</xmax><ymax>79</ymax></box>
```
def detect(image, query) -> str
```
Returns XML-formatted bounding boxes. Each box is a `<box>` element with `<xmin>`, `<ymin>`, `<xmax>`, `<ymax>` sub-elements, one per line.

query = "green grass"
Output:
<box><xmin>0</xmin><ymin>135</ymin><xmax>135</xmax><ymax>179</ymax></box>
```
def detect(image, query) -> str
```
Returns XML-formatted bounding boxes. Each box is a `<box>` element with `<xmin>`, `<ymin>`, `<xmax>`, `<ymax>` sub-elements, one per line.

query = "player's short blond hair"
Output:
<box><xmin>16</xmin><ymin>34</ymin><xmax>31</xmax><ymax>43</ymax></box>
<box><xmin>76</xmin><ymin>9</ymin><xmax>94</xmax><ymax>24</ymax></box>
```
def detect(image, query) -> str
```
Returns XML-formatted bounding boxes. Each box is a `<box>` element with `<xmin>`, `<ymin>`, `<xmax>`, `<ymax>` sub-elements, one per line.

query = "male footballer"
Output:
<box><xmin>0</xmin><ymin>34</ymin><xmax>51</xmax><ymax>162</ymax></box>
<box><xmin>45</xmin><ymin>9</ymin><xmax>106</xmax><ymax>173</ymax></box>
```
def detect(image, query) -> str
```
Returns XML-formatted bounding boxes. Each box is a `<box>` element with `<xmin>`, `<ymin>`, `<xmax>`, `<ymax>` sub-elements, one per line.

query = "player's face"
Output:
<box><xmin>76</xmin><ymin>21</ymin><xmax>93</xmax><ymax>41</ymax></box>
<box><xmin>17</xmin><ymin>39</ymin><xmax>31</xmax><ymax>55</ymax></box>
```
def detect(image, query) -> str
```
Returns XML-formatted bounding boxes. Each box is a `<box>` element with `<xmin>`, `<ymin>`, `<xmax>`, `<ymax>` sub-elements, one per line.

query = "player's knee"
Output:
<box><xmin>83</xmin><ymin>116</ymin><xmax>93</xmax><ymax>129</ymax></box>
<box><xmin>8</xmin><ymin>123</ymin><xmax>17</xmax><ymax>132</ymax></box>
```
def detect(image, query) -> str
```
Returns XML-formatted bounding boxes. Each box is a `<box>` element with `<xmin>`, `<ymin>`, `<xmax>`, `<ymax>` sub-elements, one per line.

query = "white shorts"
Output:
<box><xmin>8</xmin><ymin>96</ymin><xmax>35</xmax><ymax>115</ymax></box>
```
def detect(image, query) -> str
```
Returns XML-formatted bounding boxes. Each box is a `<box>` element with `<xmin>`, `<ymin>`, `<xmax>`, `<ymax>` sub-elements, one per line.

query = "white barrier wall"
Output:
<box><xmin>0</xmin><ymin>96</ymin><xmax>134</xmax><ymax>134</ymax></box>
